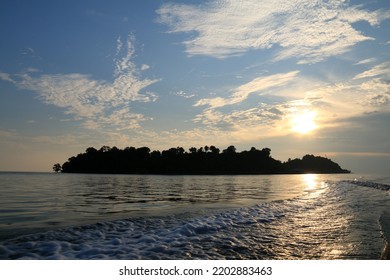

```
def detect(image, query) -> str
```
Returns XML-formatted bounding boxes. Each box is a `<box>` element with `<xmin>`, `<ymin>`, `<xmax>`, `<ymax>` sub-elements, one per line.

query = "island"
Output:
<box><xmin>54</xmin><ymin>145</ymin><xmax>351</xmax><ymax>175</ymax></box>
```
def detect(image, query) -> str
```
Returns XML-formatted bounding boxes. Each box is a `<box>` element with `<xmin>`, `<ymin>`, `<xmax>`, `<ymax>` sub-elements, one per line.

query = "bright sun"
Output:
<box><xmin>291</xmin><ymin>111</ymin><xmax>317</xmax><ymax>134</ymax></box>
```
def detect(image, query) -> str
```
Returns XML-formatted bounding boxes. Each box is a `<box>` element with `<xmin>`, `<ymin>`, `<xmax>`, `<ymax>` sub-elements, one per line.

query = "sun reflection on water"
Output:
<box><xmin>302</xmin><ymin>174</ymin><xmax>328</xmax><ymax>190</ymax></box>
<box><xmin>301</xmin><ymin>174</ymin><xmax>328</xmax><ymax>200</ymax></box>
<box><xmin>303</xmin><ymin>174</ymin><xmax>318</xmax><ymax>191</ymax></box>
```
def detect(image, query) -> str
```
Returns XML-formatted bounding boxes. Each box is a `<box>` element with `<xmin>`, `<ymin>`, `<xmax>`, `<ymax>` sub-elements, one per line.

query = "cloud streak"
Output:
<box><xmin>195</xmin><ymin>71</ymin><xmax>299</xmax><ymax>109</ymax></box>
<box><xmin>157</xmin><ymin>0</ymin><xmax>386</xmax><ymax>63</ymax></box>
<box><xmin>353</xmin><ymin>61</ymin><xmax>390</xmax><ymax>80</ymax></box>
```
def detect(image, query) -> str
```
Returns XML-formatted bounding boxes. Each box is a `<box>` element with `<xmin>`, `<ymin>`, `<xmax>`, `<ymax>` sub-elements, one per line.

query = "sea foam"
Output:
<box><xmin>0</xmin><ymin>201</ymin><xmax>287</xmax><ymax>259</ymax></box>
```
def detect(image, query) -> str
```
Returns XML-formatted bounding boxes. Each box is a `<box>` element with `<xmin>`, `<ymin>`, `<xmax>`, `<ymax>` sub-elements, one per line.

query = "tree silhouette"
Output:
<box><xmin>58</xmin><ymin>145</ymin><xmax>350</xmax><ymax>174</ymax></box>
<box><xmin>209</xmin><ymin>145</ymin><xmax>220</xmax><ymax>155</ymax></box>
<box><xmin>223</xmin><ymin>145</ymin><xmax>236</xmax><ymax>154</ymax></box>
<box><xmin>99</xmin><ymin>146</ymin><xmax>111</xmax><ymax>153</ymax></box>
<box><xmin>52</xmin><ymin>163</ymin><xmax>62</xmax><ymax>173</ymax></box>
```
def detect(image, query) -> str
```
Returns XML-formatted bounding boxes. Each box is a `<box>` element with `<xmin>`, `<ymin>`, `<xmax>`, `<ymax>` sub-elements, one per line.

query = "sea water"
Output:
<box><xmin>0</xmin><ymin>172</ymin><xmax>389</xmax><ymax>259</ymax></box>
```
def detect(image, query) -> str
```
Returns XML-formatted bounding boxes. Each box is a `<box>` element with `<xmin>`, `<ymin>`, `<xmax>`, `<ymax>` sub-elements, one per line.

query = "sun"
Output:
<box><xmin>291</xmin><ymin>111</ymin><xmax>317</xmax><ymax>134</ymax></box>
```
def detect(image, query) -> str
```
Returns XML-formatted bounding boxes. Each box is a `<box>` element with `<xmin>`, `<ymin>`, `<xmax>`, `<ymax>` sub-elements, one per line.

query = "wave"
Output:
<box><xmin>341</xmin><ymin>179</ymin><xmax>390</xmax><ymax>192</ymax></box>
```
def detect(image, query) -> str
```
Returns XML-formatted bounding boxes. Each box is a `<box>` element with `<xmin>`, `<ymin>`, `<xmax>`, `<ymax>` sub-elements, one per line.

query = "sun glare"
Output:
<box><xmin>291</xmin><ymin>111</ymin><xmax>317</xmax><ymax>134</ymax></box>
<box><xmin>302</xmin><ymin>174</ymin><xmax>318</xmax><ymax>191</ymax></box>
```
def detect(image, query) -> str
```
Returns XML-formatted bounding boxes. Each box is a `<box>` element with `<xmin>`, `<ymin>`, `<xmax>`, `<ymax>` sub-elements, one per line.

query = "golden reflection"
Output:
<box><xmin>301</xmin><ymin>174</ymin><xmax>328</xmax><ymax>198</ymax></box>
<box><xmin>302</xmin><ymin>174</ymin><xmax>318</xmax><ymax>191</ymax></box>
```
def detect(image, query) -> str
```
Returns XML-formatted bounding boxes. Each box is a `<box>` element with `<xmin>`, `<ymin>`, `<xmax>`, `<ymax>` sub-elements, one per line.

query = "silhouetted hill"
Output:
<box><xmin>283</xmin><ymin>154</ymin><xmax>350</xmax><ymax>174</ymax></box>
<box><xmin>55</xmin><ymin>145</ymin><xmax>350</xmax><ymax>175</ymax></box>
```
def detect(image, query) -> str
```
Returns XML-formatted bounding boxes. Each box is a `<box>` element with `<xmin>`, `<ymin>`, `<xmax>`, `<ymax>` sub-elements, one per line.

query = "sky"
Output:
<box><xmin>0</xmin><ymin>0</ymin><xmax>389</xmax><ymax>173</ymax></box>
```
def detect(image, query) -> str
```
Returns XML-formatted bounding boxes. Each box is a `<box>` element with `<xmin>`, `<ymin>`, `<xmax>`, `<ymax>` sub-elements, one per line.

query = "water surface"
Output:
<box><xmin>0</xmin><ymin>172</ymin><xmax>389</xmax><ymax>259</ymax></box>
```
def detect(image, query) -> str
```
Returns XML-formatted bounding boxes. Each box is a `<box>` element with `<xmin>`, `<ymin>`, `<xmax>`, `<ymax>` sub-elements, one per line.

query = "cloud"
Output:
<box><xmin>116</xmin><ymin>36</ymin><xmax>124</xmax><ymax>56</ymax></box>
<box><xmin>4</xmin><ymin>36</ymin><xmax>159</xmax><ymax>131</ymax></box>
<box><xmin>0</xmin><ymin>72</ymin><xmax>14</xmax><ymax>83</ymax></box>
<box><xmin>192</xmin><ymin>71</ymin><xmax>301</xmax><ymax>140</ymax></box>
<box><xmin>364</xmin><ymin>94</ymin><xmax>390</xmax><ymax>106</ymax></box>
<box><xmin>194</xmin><ymin>103</ymin><xmax>284</xmax><ymax>128</ymax></box>
<box><xmin>173</xmin><ymin>90</ymin><xmax>196</xmax><ymax>99</ymax></box>
<box><xmin>20</xmin><ymin>47</ymin><xmax>35</xmax><ymax>56</ymax></box>
<box><xmin>141</xmin><ymin>64</ymin><xmax>150</xmax><ymax>71</ymax></box>
<box><xmin>354</xmin><ymin>58</ymin><xmax>376</xmax><ymax>65</ymax></box>
<box><xmin>353</xmin><ymin>61</ymin><xmax>390</xmax><ymax>80</ymax></box>
<box><xmin>194</xmin><ymin>71</ymin><xmax>299</xmax><ymax>108</ymax></box>
<box><xmin>157</xmin><ymin>0</ymin><xmax>384</xmax><ymax>63</ymax></box>
<box><xmin>350</xmin><ymin>62</ymin><xmax>390</xmax><ymax>107</ymax></box>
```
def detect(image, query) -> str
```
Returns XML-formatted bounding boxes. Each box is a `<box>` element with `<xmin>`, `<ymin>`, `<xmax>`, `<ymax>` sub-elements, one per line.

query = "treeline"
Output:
<box><xmin>54</xmin><ymin>145</ymin><xmax>350</xmax><ymax>174</ymax></box>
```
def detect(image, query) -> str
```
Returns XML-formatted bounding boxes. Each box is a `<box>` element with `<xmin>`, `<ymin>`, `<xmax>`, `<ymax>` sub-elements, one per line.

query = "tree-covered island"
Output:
<box><xmin>54</xmin><ymin>145</ymin><xmax>351</xmax><ymax>174</ymax></box>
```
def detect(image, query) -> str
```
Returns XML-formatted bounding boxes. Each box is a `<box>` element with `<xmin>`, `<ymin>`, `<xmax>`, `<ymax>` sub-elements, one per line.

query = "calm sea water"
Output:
<box><xmin>0</xmin><ymin>172</ymin><xmax>389</xmax><ymax>259</ymax></box>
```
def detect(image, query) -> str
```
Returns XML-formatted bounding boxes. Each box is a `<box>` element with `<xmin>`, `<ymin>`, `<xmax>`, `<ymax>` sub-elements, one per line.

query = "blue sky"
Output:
<box><xmin>0</xmin><ymin>0</ymin><xmax>389</xmax><ymax>173</ymax></box>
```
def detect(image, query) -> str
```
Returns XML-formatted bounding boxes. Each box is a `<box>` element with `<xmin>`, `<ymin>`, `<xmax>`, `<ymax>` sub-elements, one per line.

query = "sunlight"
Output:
<box><xmin>301</xmin><ymin>174</ymin><xmax>328</xmax><ymax>198</ymax></box>
<box><xmin>291</xmin><ymin>111</ymin><xmax>317</xmax><ymax>134</ymax></box>
<box><xmin>302</xmin><ymin>174</ymin><xmax>318</xmax><ymax>191</ymax></box>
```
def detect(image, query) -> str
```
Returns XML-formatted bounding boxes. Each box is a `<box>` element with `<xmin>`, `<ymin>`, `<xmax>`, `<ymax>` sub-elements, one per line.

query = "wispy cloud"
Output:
<box><xmin>0</xmin><ymin>72</ymin><xmax>14</xmax><ymax>83</ymax></box>
<box><xmin>195</xmin><ymin>71</ymin><xmax>299</xmax><ymax>109</ymax></box>
<box><xmin>173</xmin><ymin>90</ymin><xmax>196</xmax><ymax>99</ymax></box>
<box><xmin>157</xmin><ymin>0</ymin><xmax>385</xmax><ymax>63</ymax></box>
<box><xmin>194</xmin><ymin>103</ymin><xmax>285</xmax><ymax>129</ymax></box>
<box><xmin>354</xmin><ymin>58</ymin><xmax>376</xmax><ymax>65</ymax></box>
<box><xmin>353</xmin><ymin>61</ymin><xmax>390</xmax><ymax>80</ymax></box>
<box><xmin>2</xmin><ymin>35</ymin><xmax>160</xmax><ymax>131</ymax></box>
<box><xmin>350</xmin><ymin>61</ymin><xmax>390</xmax><ymax>107</ymax></box>
<box><xmin>115</xmin><ymin>36</ymin><xmax>123</xmax><ymax>56</ymax></box>
<box><xmin>141</xmin><ymin>64</ymin><xmax>150</xmax><ymax>71</ymax></box>
<box><xmin>20</xmin><ymin>47</ymin><xmax>35</xmax><ymax>56</ymax></box>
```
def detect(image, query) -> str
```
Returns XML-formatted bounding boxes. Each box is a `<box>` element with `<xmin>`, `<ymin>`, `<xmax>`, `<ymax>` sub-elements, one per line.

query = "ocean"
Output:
<box><xmin>0</xmin><ymin>172</ymin><xmax>389</xmax><ymax>260</ymax></box>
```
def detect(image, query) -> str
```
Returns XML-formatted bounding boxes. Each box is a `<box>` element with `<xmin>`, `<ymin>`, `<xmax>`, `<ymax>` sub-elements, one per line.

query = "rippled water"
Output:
<box><xmin>0</xmin><ymin>173</ymin><xmax>318</xmax><ymax>239</ymax></box>
<box><xmin>0</xmin><ymin>172</ymin><xmax>389</xmax><ymax>259</ymax></box>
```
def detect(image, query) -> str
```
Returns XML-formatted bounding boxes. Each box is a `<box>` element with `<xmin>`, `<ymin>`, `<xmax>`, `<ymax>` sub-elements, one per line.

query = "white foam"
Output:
<box><xmin>0</xmin><ymin>201</ymin><xmax>287</xmax><ymax>259</ymax></box>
